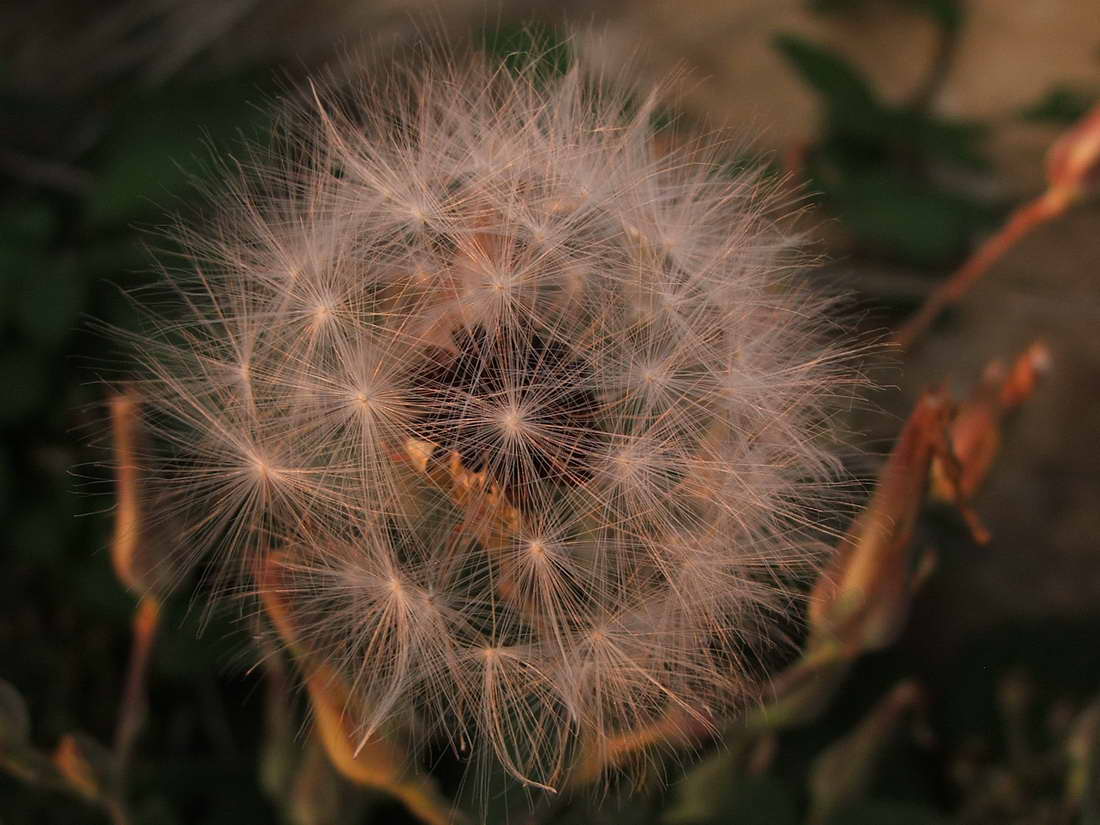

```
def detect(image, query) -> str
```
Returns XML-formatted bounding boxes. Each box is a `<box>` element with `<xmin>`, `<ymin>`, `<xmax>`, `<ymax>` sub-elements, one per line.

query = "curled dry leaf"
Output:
<box><xmin>931</xmin><ymin>341</ymin><xmax>1051</xmax><ymax>527</ymax></box>
<box><xmin>807</xmin><ymin>680</ymin><xmax>926</xmax><ymax>825</ymax></box>
<box><xmin>109</xmin><ymin>391</ymin><xmax>167</xmax><ymax>601</ymax></box>
<box><xmin>0</xmin><ymin>680</ymin><xmax>66</xmax><ymax>790</ymax></box>
<box><xmin>1046</xmin><ymin>103</ymin><xmax>1100</xmax><ymax>202</ymax></box>
<box><xmin>113</xmin><ymin>597</ymin><xmax>160</xmax><ymax>775</ymax></box>
<box><xmin>1066</xmin><ymin>696</ymin><xmax>1100</xmax><ymax>815</ymax></box>
<box><xmin>289</xmin><ymin>734</ymin><xmax>370</xmax><ymax>825</ymax></box>
<box><xmin>52</xmin><ymin>733</ymin><xmax>114</xmax><ymax>803</ymax></box>
<box><xmin>809</xmin><ymin>390</ymin><xmax>953</xmax><ymax>654</ymax></box>
<box><xmin>568</xmin><ymin>705</ymin><xmax>714</xmax><ymax>789</ymax></box>
<box><xmin>108</xmin><ymin>391</ymin><xmax>165</xmax><ymax>803</ymax></box>
<box><xmin>755</xmin><ymin>344</ymin><xmax>1048</xmax><ymax>732</ymax></box>
<box><xmin>0</xmin><ymin>680</ymin><xmax>31</xmax><ymax>751</ymax></box>
<box><xmin>748</xmin><ymin>392</ymin><xmax>953</xmax><ymax>732</ymax></box>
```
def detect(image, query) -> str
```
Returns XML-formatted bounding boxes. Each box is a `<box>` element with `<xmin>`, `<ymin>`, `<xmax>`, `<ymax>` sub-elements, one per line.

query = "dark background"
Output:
<box><xmin>1</xmin><ymin>2</ymin><xmax>1098</xmax><ymax>823</ymax></box>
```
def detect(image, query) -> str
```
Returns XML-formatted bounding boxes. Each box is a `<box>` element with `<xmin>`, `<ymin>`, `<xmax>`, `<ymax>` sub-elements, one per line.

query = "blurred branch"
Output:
<box><xmin>113</xmin><ymin>599</ymin><xmax>160</xmax><ymax>778</ymax></box>
<box><xmin>896</xmin><ymin>103</ymin><xmax>1100</xmax><ymax>350</ymax></box>
<box><xmin>53</xmin><ymin>733</ymin><xmax>129</xmax><ymax>825</ymax></box>
<box><xmin>908</xmin><ymin>12</ymin><xmax>961</xmax><ymax>116</ymax></box>
<box><xmin>0</xmin><ymin>146</ymin><xmax>93</xmax><ymax>196</ymax></box>
<box><xmin>1067</xmin><ymin>696</ymin><xmax>1100</xmax><ymax>823</ymax></box>
<box><xmin>105</xmin><ymin>391</ymin><xmax>165</xmax><ymax>820</ymax></box>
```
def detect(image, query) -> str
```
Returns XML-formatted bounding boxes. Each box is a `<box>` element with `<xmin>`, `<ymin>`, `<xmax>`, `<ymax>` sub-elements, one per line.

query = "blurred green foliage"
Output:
<box><xmin>1021</xmin><ymin>86</ymin><xmax>1099</xmax><ymax>125</ymax></box>
<box><xmin>0</xmin><ymin>52</ymin><xmax>282</xmax><ymax>822</ymax></box>
<box><xmin>775</xmin><ymin>32</ymin><xmax>998</xmax><ymax>267</ymax></box>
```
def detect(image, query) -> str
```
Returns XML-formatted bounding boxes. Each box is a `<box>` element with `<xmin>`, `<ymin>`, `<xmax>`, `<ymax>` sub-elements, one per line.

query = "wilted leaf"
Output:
<box><xmin>53</xmin><ymin>732</ymin><xmax>115</xmax><ymax>802</ymax></box>
<box><xmin>0</xmin><ymin>679</ymin><xmax>31</xmax><ymax>750</ymax></box>
<box><xmin>664</xmin><ymin>770</ymin><xmax>798</xmax><ymax>825</ymax></box>
<box><xmin>1066</xmin><ymin>697</ymin><xmax>1100</xmax><ymax>822</ymax></box>
<box><xmin>774</xmin><ymin>35</ymin><xmax>880</xmax><ymax>130</ymax></box>
<box><xmin>109</xmin><ymin>391</ymin><xmax>169</xmax><ymax>599</ymax></box>
<box><xmin>807</xmin><ymin>681</ymin><xmax>926</xmax><ymax>825</ymax></box>
<box><xmin>0</xmin><ymin>745</ymin><xmax>66</xmax><ymax>788</ymax></box>
<box><xmin>289</xmin><ymin>734</ymin><xmax>372</xmax><ymax>825</ymax></box>
<box><xmin>113</xmin><ymin>597</ymin><xmax>161</xmax><ymax>781</ymax></box>
<box><xmin>570</xmin><ymin>705</ymin><xmax>714</xmax><ymax>788</ymax></box>
<box><xmin>748</xmin><ymin>650</ymin><xmax>854</xmax><ymax>730</ymax></box>
<box><xmin>809</xmin><ymin>390</ymin><xmax>952</xmax><ymax>653</ymax></box>
<box><xmin>897</xmin><ymin>102</ymin><xmax>1100</xmax><ymax>348</ymax></box>
<box><xmin>930</xmin><ymin>341</ymin><xmax>1051</xmax><ymax>527</ymax></box>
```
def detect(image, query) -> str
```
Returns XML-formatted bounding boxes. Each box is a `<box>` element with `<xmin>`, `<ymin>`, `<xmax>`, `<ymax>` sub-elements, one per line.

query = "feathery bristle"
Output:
<box><xmin>119</xmin><ymin>49</ymin><xmax>861</xmax><ymax>791</ymax></box>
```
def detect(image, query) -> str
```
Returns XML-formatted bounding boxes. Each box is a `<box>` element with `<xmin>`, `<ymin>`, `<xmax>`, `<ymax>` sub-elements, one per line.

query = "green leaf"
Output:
<box><xmin>1021</xmin><ymin>85</ymin><xmax>1098</xmax><ymax>124</ymax></box>
<box><xmin>820</xmin><ymin>169</ymin><xmax>994</xmax><ymax>266</ymax></box>
<box><xmin>776</xmin><ymin>32</ymin><xmax>988</xmax><ymax>168</ymax></box>
<box><xmin>774</xmin><ymin>35</ymin><xmax>881</xmax><ymax>126</ymax></box>
<box><xmin>871</xmin><ymin>108</ymin><xmax>988</xmax><ymax>169</ymax></box>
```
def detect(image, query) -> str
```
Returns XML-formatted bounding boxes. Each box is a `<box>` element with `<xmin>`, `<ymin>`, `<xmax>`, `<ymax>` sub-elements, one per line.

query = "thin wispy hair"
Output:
<box><xmin>113</xmin><ymin>44</ymin><xmax>864</xmax><ymax>793</ymax></box>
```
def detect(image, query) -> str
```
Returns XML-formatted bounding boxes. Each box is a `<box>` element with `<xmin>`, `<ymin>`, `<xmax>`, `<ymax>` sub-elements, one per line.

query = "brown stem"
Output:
<box><xmin>893</xmin><ymin>188</ymin><xmax>1070</xmax><ymax>351</ymax></box>
<box><xmin>113</xmin><ymin>598</ymin><xmax>161</xmax><ymax>779</ymax></box>
<box><xmin>104</xmin><ymin>795</ymin><xmax>132</xmax><ymax>825</ymax></box>
<box><xmin>0</xmin><ymin>146</ymin><xmax>94</xmax><ymax>195</ymax></box>
<box><xmin>908</xmin><ymin>19</ymin><xmax>960</xmax><ymax>116</ymax></box>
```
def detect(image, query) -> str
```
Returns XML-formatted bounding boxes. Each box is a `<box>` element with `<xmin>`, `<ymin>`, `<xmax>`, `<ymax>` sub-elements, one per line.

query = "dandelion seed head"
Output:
<box><xmin>120</xmin><ymin>47</ymin><xmax>862</xmax><ymax>791</ymax></box>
